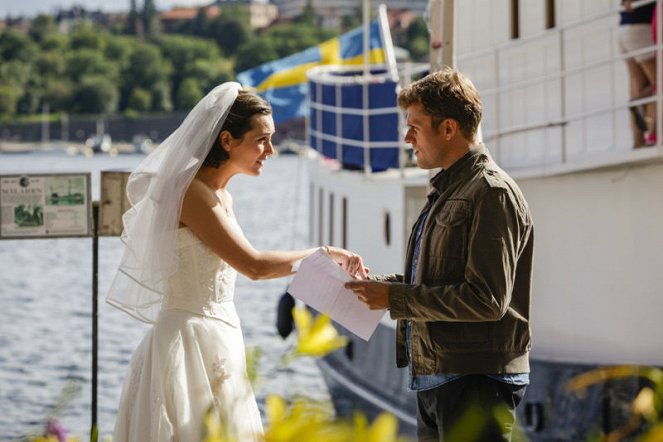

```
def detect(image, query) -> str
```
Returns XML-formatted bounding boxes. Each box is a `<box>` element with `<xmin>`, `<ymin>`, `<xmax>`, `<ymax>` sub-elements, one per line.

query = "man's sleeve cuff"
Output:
<box><xmin>388</xmin><ymin>283</ymin><xmax>410</xmax><ymax>319</ymax></box>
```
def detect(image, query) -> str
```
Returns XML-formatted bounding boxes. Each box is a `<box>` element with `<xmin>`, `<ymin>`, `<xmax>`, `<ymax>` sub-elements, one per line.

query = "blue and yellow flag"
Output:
<box><xmin>237</xmin><ymin>20</ymin><xmax>386</xmax><ymax>124</ymax></box>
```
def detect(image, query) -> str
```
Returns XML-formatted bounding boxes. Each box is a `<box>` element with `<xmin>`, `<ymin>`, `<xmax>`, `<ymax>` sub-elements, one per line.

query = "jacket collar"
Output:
<box><xmin>429</xmin><ymin>143</ymin><xmax>489</xmax><ymax>194</ymax></box>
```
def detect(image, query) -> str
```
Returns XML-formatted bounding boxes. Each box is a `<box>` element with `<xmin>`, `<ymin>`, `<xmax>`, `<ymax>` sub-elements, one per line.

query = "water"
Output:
<box><xmin>0</xmin><ymin>149</ymin><xmax>327</xmax><ymax>440</ymax></box>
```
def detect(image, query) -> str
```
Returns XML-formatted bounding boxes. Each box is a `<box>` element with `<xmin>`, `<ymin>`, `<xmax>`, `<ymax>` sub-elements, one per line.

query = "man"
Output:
<box><xmin>345</xmin><ymin>68</ymin><xmax>534</xmax><ymax>442</ymax></box>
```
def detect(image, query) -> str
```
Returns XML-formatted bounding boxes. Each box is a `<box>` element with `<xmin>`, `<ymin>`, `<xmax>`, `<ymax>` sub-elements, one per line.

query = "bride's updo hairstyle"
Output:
<box><xmin>203</xmin><ymin>90</ymin><xmax>272</xmax><ymax>168</ymax></box>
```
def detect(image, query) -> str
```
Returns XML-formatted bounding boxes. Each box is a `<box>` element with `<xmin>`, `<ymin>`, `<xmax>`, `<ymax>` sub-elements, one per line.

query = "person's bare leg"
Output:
<box><xmin>639</xmin><ymin>57</ymin><xmax>657</xmax><ymax>143</ymax></box>
<box><xmin>626</xmin><ymin>58</ymin><xmax>650</xmax><ymax>147</ymax></box>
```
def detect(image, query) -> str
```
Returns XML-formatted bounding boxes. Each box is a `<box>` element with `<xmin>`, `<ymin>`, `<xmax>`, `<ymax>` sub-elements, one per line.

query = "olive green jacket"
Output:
<box><xmin>375</xmin><ymin>144</ymin><xmax>534</xmax><ymax>376</ymax></box>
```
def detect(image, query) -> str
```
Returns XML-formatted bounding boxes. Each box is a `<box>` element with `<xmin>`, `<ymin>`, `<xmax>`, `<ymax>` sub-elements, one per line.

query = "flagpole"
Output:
<box><xmin>362</xmin><ymin>0</ymin><xmax>371</xmax><ymax>173</ymax></box>
<box><xmin>363</xmin><ymin>0</ymin><xmax>370</xmax><ymax>78</ymax></box>
<box><xmin>378</xmin><ymin>4</ymin><xmax>398</xmax><ymax>82</ymax></box>
<box><xmin>428</xmin><ymin>0</ymin><xmax>455</xmax><ymax>71</ymax></box>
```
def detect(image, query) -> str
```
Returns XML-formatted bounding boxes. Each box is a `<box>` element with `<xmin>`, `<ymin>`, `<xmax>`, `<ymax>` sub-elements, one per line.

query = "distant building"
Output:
<box><xmin>54</xmin><ymin>6</ymin><xmax>126</xmax><ymax>33</ymax></box>
<box><xmin>159</xmin><ymin>5</ymin><xmax>221</xmax><ymax>32</ymax></box>
<box><xmin>272</xmin><ymin>0</ymin><xmax>428</xmax><ymax>28</ymax></box>
<box><xmin>160</xmin><ymin>2</ymin><xmax>277</xmax><ymax>31</ymax></box>
<box><xmin>246</xmin><ymin>3</ymin><xmax>278</xmax><ymax>29</ymax></box>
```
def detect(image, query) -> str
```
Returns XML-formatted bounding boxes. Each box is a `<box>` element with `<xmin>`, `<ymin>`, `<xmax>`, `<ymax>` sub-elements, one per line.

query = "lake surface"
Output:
<box><xmin>0</xmin><ymin>148</ymin><xmax>327</xmax><ymax>440</ymax></box>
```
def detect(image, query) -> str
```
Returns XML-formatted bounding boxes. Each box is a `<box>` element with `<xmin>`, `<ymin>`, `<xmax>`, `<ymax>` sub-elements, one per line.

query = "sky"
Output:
<box><xmin>0</xmin><ymin>0</ymin><xmax>267</xmax><ymax>19</ymax></box>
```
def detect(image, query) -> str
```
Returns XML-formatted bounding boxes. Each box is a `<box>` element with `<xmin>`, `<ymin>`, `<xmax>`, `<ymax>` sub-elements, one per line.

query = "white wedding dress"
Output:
<box><xmin>113</xmin><ymin>226</ymin><xmax>264</xmax><ymax>442</ymax></box>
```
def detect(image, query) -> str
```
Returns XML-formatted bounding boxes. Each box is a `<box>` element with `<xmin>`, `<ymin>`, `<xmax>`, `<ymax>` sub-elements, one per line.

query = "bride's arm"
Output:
<box><xmin>180</xmin><ymin>180</ymin><xmax>366</xmax><ymax>280</ymax></box>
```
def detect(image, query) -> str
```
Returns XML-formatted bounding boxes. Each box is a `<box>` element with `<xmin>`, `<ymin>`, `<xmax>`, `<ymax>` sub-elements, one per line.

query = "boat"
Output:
<box><xmin>296</xmin><ymin>0</ymin><xmax>663</xmax><ymax>440</ymax></box>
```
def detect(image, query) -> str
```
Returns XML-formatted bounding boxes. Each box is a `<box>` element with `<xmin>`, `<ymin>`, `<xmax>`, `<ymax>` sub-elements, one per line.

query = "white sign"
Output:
<box><xmin>0</xmin><ymin>173</ymin><xmax>92</xmax><ymax>239</ymax></box>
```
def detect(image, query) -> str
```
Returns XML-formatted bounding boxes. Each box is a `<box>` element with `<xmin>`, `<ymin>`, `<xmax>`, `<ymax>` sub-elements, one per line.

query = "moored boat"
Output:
<box><xmin>301</xmin><ymin>0</ymin><xmax>663</xmax><ymax>439</ymax></box>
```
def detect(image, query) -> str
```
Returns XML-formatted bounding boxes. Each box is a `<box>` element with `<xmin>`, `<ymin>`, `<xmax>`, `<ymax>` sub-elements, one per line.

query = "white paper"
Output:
<box><xmin>288</xmin><ymin>249</ymin><xmax>386</xmax><ymax>341</ymax></box>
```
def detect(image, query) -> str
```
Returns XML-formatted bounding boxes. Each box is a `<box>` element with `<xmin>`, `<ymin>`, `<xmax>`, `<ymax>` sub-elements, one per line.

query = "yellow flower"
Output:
<box><xmin>202</xmin><ymin>407</ymin><xmax>236</xmax><ymax>442</ymax></box>
<box><xmin>351</xmin><ymin>412</ymin><xmax>407</xmax><ymax>442</ymax></box>
<box><xmin>291</xmin><ymin>307</ymin><xmax>348</xmax><ymax>358</ymax></box>
<box><xmin>633</xmin><ymin>387</ymin><xmax>657</xmax><ymax>420</ymax></box>
<box><xmin>264</xmin><ymin>394</ymin><xmax>351</xmax><ymax>442</ymax></box>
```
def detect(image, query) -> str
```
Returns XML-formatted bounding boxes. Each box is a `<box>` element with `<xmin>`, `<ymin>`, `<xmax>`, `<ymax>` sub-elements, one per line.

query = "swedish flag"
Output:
<box><xmin>237</xmin><ymin>20</ymin><xmax>386</xmax><ymax>124</ymax></box>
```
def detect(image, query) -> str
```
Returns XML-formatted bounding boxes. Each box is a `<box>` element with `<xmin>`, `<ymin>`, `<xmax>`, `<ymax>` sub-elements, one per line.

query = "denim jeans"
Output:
<box><xmin>415</xmin><ymin>374</ymin><xmax>527</xmax><ymax>442</ymax></box>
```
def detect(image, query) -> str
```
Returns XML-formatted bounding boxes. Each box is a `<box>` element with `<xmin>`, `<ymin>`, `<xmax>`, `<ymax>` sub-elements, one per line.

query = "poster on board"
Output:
<box><xmin>0</xmin><ymin>173</ymin><xmax>92</xmax><ymax>239</ymax></box>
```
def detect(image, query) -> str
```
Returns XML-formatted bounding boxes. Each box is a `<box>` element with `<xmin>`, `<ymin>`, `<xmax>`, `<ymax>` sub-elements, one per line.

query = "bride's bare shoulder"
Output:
<box><xmin>184</xmin><ymin>178</ymin><xmax>218</xmax><ymax>206</ymax></box>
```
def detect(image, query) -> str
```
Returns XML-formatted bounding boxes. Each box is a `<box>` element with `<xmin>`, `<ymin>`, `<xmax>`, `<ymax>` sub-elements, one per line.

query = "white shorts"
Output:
<box><xmin>618</xmin><ymin>24</ymin><xmax>656</xmax><ymax>62</ymax></box>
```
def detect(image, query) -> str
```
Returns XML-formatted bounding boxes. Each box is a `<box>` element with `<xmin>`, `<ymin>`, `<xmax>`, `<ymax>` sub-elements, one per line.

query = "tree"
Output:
<box><xmin>142</xmin><ymin>0</ymin><xmax>160</xmax><ymax>37</ymax></box>
<box><xmin>404</xmin><ymin>17</ymin><xmax>430</xmax><ymax>61</ymax></box>
<box><xmin>66</xmin><ymin>49</ymin><xmax>118</xmax><ymax>83</ymax></box>
<box><xmin>294</xmin><ymin>0</ymin><xmax>315</xmax><ymax>26</ymax></box>
<box><xmin>29</xmin><ymin>15</ymin><xmax>57</xmax><ymax>43</ymax></box>
<box><xmin>234</xmin><ymin>38</ymin><xmax>278</xmax><ymax>73</ymax></box>
<box><xmin>35</xmin><ymin>52</ymin><xmax>66</xmax><ymax>79</ymax></box>
<box><xmin>40</xmin><ymin>33</ymin><xmax>68</xmax><ymax>52</ymax></box>
<box><xmin>70</xmin><ymin>23</ymin><xmax>106</xmax><ymax>51</ymax></box>
<box><xmin>0</xmin><ymin>29</ymin><xmax>38</xmax><ymax>64</ymax></box>
<box><xmin>72</xmin><ymin>75</ymin><xmax>118</xmax><ymax>114</ymax></box>
<box><xmin>155</xmin><ymin>34</ymin><xmax>220</xmax><ymax>97</ymax></box>
<box><xmin>127</xmin><ymin>0</ymin><xmax>140</xmax><ymax>35</ymax></box>
<box><xmin>150</xmin><ymin>81</ymin><xmax>172</xmax><ymax>112</ymax></box>
<box><xmin>175</xmin><ymin>78</ymin><xmax>203</xmax><ymax>110</ymax></box>
<box><xmin>208</xmin><ymin>5</ymin><xmax>251</xmax><ymax>56</ymax></box>
<box><xmin>0</xmin><ymin>85</ymin><xmax>19</xmax><ymax>119</ymax></box>
<box><xmin>43</xmin><ymin>80</ymin><xmax>74</xmax><ymax>112</ymax></box>
<box><xmin>126</xmin><ymin>87</ymin><xmax>152</xmax><ymax>112</ymax></box>
<box><xmin>104</xmin><ymin>36</ymin><xmax>136</xmax><ymax>71</ymax></box>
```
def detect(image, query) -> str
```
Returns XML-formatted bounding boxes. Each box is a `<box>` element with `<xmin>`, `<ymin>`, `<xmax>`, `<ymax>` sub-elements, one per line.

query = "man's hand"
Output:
<box><xmin>344</xmin><ymin>280</ymin><xmax>391</xmax><ymax>310</ymax></box>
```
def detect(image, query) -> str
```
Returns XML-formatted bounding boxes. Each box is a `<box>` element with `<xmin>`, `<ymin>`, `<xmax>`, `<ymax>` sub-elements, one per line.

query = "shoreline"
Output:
<box><xmin>0</xmin><ymin>141</ymin><xmax>138</xmax><ymax>155</ymax></box>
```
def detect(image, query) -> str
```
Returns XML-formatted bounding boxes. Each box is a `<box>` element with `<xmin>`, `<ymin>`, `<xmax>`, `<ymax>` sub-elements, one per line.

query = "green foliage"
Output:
<box><xmin>150</xmin><ymin>81</ymin><xmax>173</xmax><ymax>112</ymax></box>
<box><xmin>0</xmin><ymin>9</ymin><xmax>358</xmax><ymax>118</ymax></box>
<box><xmin>72</xmin><ymin>75</ymin><xmax>118</xmax><ymax>114</ymax></box>
<box><xmin>392</xmin><ymin>17</ymin><xmax>430</xmax><ymax>62</ymax></box>
<box><xmin>207</xmin><ymin>5</ymin><xmax>251</xmax><ymax>56</ymax></box>
<box><xmin>34</xmin><ymin>51</ymin><xmax>66</xmax><ymax>79</ymax></box>
<box><xmin>175</xmin><ymin>78</ymin><xmax>203</xmax><ymax>110</ymax></box>
<box><xmin>126</xmin><ymin>87</ymin><xmax>153</xmax><ymax>112</ymax></box>
<box><xmin>142</xmin><ymin>0</ymin><xmax>160</xmax><ymax>37</ymax></box>
<box><xmin>43</xmin><ymin>80</ymin><xmax>74</xmax><ymax>112</ymax></box>
<box><xmin>39</xmin><ymin>33</ymin><xmax>69</xmax><ymax>52</ymax></box>
<box><xmin>234</xmin><ymin>38</ymin><xmax>279</xmax><ymax>73</ymax></box>
<box><xmin>69</xmin><ymin>23</ymin><xmax>106</xmax><ymax>51</ymax></box>
<box><xmin>233</xmin><ymin>22</ymin><xmax>334</xmax><ymax>73</ymax></box>
<box><xmin>104</xmin><ymin>36</ymin><xmax>137</xmax><ymax>70</ymax></box>
<box><xmin>66</xmin><ymin>49</ymin><xmax>118</xmax><ymax>83</ymax></box>
<box><xmin>28</xmin><ymin>15</ymin><xmax>57</xmax><ymax>43</ymax></box>
<box><xmin>0</xmin><ymin>60</ymin><xmax>32</xmax><ymax>89</ymax></box>
<box><xmin>0</xmin><ymin>85</ymin><xmax>19</xmax><ymax>119</ymax></box>
<box><xmin>0</xmin><ymin>29</ymin><xmax>38</xmax><ymax>63</ymax></box>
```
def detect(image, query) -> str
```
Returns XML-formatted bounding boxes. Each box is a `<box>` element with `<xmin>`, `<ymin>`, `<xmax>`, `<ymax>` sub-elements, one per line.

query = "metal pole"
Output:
<box><xmin>91</xmin><ymin>201</ymin><xmax>99</xmax><ymax>441</ymax></box>
<box><xmin>429</xmin><ymin>0</ymin><xmax>455</xmax><ymax>72</ymax></box>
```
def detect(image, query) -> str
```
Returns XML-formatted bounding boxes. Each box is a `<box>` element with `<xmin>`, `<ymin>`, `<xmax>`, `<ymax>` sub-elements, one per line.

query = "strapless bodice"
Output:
<box><xmin>162</xmin><ymin>227</ymin><xmax>240</xmax><ymax>327</ymax></box>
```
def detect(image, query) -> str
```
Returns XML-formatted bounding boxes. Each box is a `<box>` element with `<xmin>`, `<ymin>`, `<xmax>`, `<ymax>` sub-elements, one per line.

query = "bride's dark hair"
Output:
<box><xmin>203</xmin><ymin>90</ymin><xmax>272</xmax><ymax>168</ymax></box>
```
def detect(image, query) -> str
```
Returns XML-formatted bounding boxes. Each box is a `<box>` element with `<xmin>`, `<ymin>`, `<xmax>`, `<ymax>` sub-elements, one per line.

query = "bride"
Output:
<box><xmin>107</xmin><ymin>82</ymin><xmax>366</xmax><ymax>441</ymax></box>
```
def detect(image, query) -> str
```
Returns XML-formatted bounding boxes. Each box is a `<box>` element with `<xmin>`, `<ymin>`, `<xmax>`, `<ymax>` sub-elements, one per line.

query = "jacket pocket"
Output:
<box><xmin>428</xmin><ymin>200</ymin><xmax>471</xmax><ymax>279</ymax></box>
<box><xmin>426</xmin><ymin>321</ymin><xmax>492</xmax><ymax>351</ymax></box>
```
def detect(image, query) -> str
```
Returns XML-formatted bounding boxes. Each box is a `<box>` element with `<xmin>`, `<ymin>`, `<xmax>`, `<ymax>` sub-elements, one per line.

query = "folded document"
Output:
<box><xmin>288</xmin><ymin>249</ymin><xmax>386</xmax><ymax>340</ymax></box>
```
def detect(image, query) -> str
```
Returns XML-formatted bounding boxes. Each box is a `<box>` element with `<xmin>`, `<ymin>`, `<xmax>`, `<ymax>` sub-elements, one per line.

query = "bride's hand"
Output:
<box><xmin>323</xmin><ymin>246</ymin><xmax>369</xmax><ymax>279</ymax></box>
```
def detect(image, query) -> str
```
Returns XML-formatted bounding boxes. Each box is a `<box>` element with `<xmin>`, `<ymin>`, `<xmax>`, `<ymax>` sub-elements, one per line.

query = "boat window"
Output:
<box><xmin>318</xmin><ymin>187</ymin><xmax>324</xmax><ymax>246</ymax></box>
<box><xmin>384</xmin><ymin>211</ymin><xmax>391</xmax><ymax>246</ymax></box>
<box><xmin>329</xmin><ymin>193</ymin><xmax>335</xmax><ymax>245</ymax></box>
<box><xmin>546</xmin><ymin>0</ymin><xmax>555</xmax><ymax>29</ymax></box>
<box><xmin>511</xmin><ymin>0</ymin><xmax>520</xmax><ymax>39</ymax></box>
<box><xmin>342</xmin><ymin>197</ymin><xmax>348</xmax><ymax>249</ymax></box>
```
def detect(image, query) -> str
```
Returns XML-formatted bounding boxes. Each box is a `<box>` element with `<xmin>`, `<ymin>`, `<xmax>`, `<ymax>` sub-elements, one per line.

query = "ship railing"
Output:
<box><xmin>306</xmin><ymin>63</ymin><xmax>429</xmax><ymax>176</ymax></box>
<box><xmin>458</xmin><ymin>0</ymin><xmax>663</xmax><ymax>176</ymax></box>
